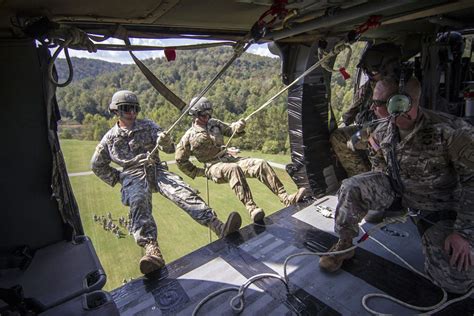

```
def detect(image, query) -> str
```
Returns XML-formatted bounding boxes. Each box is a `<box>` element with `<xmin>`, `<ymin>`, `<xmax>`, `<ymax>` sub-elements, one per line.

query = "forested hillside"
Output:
<box><xmin>56</xmin><ymin>44</ymin><xmax>363</xmax><ymax>153</ymax></box>
<box><xmin>56</xmin><ymin>57</ymin><xmax>124</xmax><ymax>82</ymax></box>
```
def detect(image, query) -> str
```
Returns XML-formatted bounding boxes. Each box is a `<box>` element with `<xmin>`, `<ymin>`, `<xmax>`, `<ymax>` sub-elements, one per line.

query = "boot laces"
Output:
<box><xmin>145</xmin><ymin>242</ymin><xmax>161</xmax><ymax>257</ymax></box>
<box><xmin>332</xmin><ymin>239</ymin><xmax>352</xmax><ymax>252</ymax></box>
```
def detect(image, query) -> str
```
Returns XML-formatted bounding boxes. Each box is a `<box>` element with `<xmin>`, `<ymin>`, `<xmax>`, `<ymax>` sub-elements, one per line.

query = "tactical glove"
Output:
<box><xmin>157</xmin><ymin>131</ymin><xmax>172</xmax><ymax>147</ymax></box>
<box><xmin>231</xmin><ymin>119</ymin><xmax>246</xmax><ymax>133</ymax></box>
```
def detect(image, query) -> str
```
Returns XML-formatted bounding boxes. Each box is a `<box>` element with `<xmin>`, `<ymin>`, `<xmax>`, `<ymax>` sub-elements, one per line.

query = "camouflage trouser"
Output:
<box><xmin>329</xmin><ymin>125</ymin><xmax>370</xmax><ymax>177</ymax></box>
<box><xmin>335</xmin><ymin>171</ymin><xmax>396</xmax><ymax>239</ymax></box>
<box><xmin>335</xmin><ymin>171</ymin><xmax>473</xmax><ymax>294</ymax></box>
<box><xmin>120</xmin><ymin>167</ymin><xmax>215</xmax><ymax>246</ymax></box>
<box><xmin>205</xmin><ymin>157</ymin><xmax>286</xmax><ymax>212</ymax></box>
<box><xmin>422</xmin><ymin>220</ymin><xmax>474</xmax><ymax>294</ymax></box>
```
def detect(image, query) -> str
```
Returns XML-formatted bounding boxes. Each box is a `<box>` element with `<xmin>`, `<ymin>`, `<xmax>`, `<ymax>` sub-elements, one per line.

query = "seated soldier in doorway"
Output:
<box><xmin>330</xmin><ymin>42</ymin><xmax>402</xmax><ymax>177</ymax></box>
<box><xmin>320</xmin><ymin>78</ymin><xmax>474</xmax><ymax>294</ymax></box>
<box><xmin>175</xmin><ymin>97</ymin><xmax>307</xmax><ymax>223</ymax></box>
<box><xmin>91</xmin><ymin>90</ymin><xmax>242</xmax><ymax>275</ymax></box>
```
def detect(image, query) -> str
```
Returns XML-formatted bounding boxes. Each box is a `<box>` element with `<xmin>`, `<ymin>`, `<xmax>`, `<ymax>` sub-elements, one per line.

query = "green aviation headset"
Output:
<box><xmin>386</xmin><ymin>69</ymin><xmax>412</xmax><ymax>115</ymax></box>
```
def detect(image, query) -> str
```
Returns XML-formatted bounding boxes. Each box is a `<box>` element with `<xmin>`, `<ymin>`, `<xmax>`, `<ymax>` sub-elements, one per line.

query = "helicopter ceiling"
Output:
<box><xmin>1</xmin><ymin>0</ymin><xmax>474</xmax><ymax>43</ymax></box>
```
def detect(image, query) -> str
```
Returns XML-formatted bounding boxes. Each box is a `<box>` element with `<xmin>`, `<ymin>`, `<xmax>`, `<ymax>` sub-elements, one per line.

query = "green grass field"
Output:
<box><xmin>61</xmin><ymin>139</ymin><xmax>295</xmax><ymax>290</ymax></box>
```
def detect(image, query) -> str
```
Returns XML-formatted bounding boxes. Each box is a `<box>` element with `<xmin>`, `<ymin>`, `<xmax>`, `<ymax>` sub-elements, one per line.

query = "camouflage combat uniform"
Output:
<box><xmin>330</xmin><ymin>80</ymin><xmax>375</xmax><ymax>176</ymax></box>
<box><xmin>91</xmin><ymin>119</ymin><xmax>215</xmax><ymax>246</ymax></box>
<box><xmin>175</xmin><ymin>118</ymin><xmax>288</xmax><ymax>213</ymax></box>
<box><xmin>335</xmin><ymin>108</ymin><xmax>474</xmax><ymax>293</ymax></box>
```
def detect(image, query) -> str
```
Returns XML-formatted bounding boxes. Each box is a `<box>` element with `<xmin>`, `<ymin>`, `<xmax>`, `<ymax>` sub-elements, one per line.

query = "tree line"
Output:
<box><xmin>56</xmin><ymin>44</ymin><xmax>363</xmax><ymax>154</ymax></box>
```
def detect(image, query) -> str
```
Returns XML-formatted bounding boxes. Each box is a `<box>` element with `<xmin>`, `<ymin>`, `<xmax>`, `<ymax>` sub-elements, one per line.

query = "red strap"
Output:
<box><xmin>355</xmin><ymin>15</ymin><xmax>382</xmax><ymax>35</ymax></box>
<box><xmin>357</xmin><ymin>233</ymin><xmax>369</xmax><ymax>243</ymax></box>
<box><xmin>339</xmin><ymin>67</ymin><xmax>350</xmax><ymax>80</ymax></box>
<box><xmin>257</xmin><ymin>0</ymin><xmax>289</xmax><ymax>27</ymax></box>
<box><xmin>164</xmin><ymin>48</ymin><xmax>176</xmax><ymax>61</ymax></box>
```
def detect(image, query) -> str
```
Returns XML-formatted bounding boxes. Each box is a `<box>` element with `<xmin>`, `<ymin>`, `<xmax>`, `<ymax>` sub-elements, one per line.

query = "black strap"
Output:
<box><xmin>387</xmin><ymin>127</ymin><xmax>405</xmax><ymax>196</ymax></box>
<box><xmin>124</xmin><ymin>37</ymin><xmax>186</xmax><ymax>111</ymax></box>
<box><xmin>411</xmin><ymin>210</ymin><xmax>457</xmax><ymax>237</ymax></box>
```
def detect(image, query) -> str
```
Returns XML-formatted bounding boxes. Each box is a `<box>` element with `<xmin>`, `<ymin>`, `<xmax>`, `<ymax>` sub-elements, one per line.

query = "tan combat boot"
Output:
<box><xmin>319</xmin><ymin>239</ymin><xmax>355</xmax><ymax>272</ymax></box>
<box><xmin>139</xmin><ymin>241</ymin><xmax>165</xmax><ymax>275</ymax></box>
<box><xmin>208</xmin><ymin>212</ymin><xmax>242</xmax><ymax>238</ymax></box>
<box><xmin>281</xmin><ymin>187</ymin><xmax>308</xmax><ymax>207</ymax></box>
<box><xmin>249</xmin><ymin>207</ymin><xmax>265</xmax><ymax>222</ymax></box>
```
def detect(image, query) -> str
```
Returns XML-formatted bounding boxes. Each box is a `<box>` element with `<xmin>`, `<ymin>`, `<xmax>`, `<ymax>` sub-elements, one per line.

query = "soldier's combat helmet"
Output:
<box><xmin>109</xmin><ymin>90</ymin><xmax>140</xmax><ymax>113</ymax></box>
<box><xmin>188</xmin><ymin>96</ymin><xmax>213</xmax><ymax>117</ymax></box>
<box><xmin>358</xmin><ymin>43</ymin><xmax>402</xmax><ymax>80</ymax></box>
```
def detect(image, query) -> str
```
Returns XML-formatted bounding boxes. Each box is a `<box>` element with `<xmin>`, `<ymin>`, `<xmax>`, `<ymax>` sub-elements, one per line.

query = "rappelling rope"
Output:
<box><xmin>141</xmin><ymin>39</ymin><xmax>253</xmax><ymax>163</ymax></box>
<box><xmin>206</xmin><ymin>177</ymin><xmax>213</xmax><ymax>243</ymax></box>
<box><xmin>221</xmin><ymin>15</ymin><xmax>384</xmax><ymax>149</ymax></box>
<box><xmin>48</xmin><ymin>38</ymin><xmax>74</xmax><ymax>87</ymax></box>
<box><xmin>223</xmin><ymin>41</ymin><xmax>350</xmax><ymax>149</ymax></box>
<box><xmin>165</xmin><ymin>40</ymin><xmax>252</xmax><ymax>135</ymax></box>
<box><xmin>144</xmin><ymin>3</ymin><xmax>290</xmax><ymax>160</ymax></box>
<box><xmin>47</xmin><ymin>26</ymin><xmax>100</xmax><ymax>87</ymax></box>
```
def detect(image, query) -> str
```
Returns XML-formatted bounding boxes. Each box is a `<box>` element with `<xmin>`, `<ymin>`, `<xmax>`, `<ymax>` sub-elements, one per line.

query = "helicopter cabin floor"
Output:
<box><xmin>111</xmin><ymin>195</ymin><xmax>474</xmax><ymax>315</ymax></box>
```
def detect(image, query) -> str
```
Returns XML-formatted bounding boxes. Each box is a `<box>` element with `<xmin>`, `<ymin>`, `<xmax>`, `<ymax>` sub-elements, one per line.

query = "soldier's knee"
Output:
<box><xmin>331</xmin><ymin>135</ymin><xmax>349</xmax><ymax>155</ymax></box>
<box><xmin>421</xmin><ymin>223</ymin><xmax>473</xmax><ymax>293</ymax></box>
<box><xmin>329</xmin><ymin>129</ymin><xmax>342</xmax><ymax>142</ymax></box>
<box><xmin>340</xmin><ymin>177</ymin><xmax>359</xmax><ymax>193</ymax></box>
<box><xmin>129</xmin><ymin>194</ymin><xmax>150</xmax><ymax>208</ymax></box>
<box><xmin>228</xmin><ymin>163</ymin><xmax>244</xmax><ymax>174</ymax></box>
<box><xmin>255</xmin><ymin>159</ymin><xmax>269</xmax><ymax>169</ymax></box>
<box><xmin>330</xmin><ymin>129</ymin><xmax>345</xmax><ymax>143</ymax></box>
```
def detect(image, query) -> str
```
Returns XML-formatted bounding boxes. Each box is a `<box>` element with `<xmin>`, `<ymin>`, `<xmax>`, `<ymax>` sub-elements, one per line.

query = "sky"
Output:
<box><xmin>56</xmin><ymin>38</ymin><xmax>278</xmax><ymax>64</ymax></box>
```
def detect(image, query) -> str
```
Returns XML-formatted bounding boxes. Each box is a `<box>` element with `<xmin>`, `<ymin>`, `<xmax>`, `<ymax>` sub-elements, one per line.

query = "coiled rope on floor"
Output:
<box><xmin>359</xmin><ymin>225</ymin><xmax>473</xmax><ymax>315</ymax></box>
<box><xmin>192</xmin><ymin>214</ymin><xmax>473</xmax><ymax>315</ymax></box>
<box><xmin>192</xmin><ymin>216</ymin><xmax>404</xmax><ymax>315</ymax></box>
